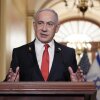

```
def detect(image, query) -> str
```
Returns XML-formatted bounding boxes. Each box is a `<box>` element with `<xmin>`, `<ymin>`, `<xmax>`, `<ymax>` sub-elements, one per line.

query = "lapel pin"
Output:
<box><xmin>58</xmin><ymin>47</ymin><xmax>61</xmax><ymax>51</ymax></box>
<box><xmin>29</xmin><ymin>47</ymin><xmax>32</xmax><ymax>51</ymax></box>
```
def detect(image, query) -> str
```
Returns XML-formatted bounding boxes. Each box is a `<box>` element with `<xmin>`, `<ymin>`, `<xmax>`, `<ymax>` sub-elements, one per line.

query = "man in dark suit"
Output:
<box><xmin>6</xmin><ymin>9</ymin><xmax>84</xmax><ymax>82</ymax></box>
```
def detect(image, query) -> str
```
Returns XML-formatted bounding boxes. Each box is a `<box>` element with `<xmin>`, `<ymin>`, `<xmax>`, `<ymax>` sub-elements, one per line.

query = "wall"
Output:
<box><xmin>0</xmin><ymin>0</ymin><xmax>27</xmax><ymax>81</ymax></box>
<box><xmin>0</xmin><ymin>0</ymin><xmax>7</xmax><ymax>81</ymax></box>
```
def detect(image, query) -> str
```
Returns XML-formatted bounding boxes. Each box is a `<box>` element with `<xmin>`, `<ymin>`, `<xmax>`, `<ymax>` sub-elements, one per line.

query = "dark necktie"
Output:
<box><xmin>41</xmin><ymin>44</ymin><xmax>49</xmax><ymax>81</ymax></box>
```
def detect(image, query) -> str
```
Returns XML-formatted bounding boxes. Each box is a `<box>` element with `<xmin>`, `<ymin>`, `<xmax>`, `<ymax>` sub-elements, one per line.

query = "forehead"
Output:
<box><xmin>36</xmin><ymin>11</ymin><xmax>57</xmax><ymax>22</ymax></box>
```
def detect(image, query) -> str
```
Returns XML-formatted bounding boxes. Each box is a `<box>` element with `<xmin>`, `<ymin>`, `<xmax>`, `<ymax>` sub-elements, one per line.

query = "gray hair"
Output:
<box><xmin>34</xmin><ymin>9</ymin><xmax>59</xmax><ymax>23</ymax></box>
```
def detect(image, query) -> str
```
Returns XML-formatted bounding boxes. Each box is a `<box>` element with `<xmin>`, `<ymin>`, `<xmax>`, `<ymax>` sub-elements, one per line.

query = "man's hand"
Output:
<box><xmin>7</xmin><ymin>67</ymin><xmax>19</xmax><ymax>82</ymax></box>
<box><xmin>68</xmin><ymin>66</ymin><xmax>84</xmax><ymax>82</ymax></box>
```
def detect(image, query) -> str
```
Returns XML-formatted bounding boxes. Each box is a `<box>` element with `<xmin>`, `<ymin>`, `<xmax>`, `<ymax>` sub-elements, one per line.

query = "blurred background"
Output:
<box><xmin>0</xmin><ymin>0</ymin><xmax>100</xmax><ymax>82</ymax></box>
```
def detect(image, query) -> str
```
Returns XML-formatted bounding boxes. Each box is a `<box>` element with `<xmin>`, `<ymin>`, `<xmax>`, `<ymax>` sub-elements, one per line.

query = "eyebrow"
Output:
<box><xmin>37</xmin><ymin>20</ymin><xmax>56</xmax><ymax>24</ymax></box>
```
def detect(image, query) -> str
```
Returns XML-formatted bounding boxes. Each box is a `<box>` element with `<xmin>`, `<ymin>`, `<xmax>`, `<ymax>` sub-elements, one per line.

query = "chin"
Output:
<box><xmin>39</xmin><ymin>38</ymin><xmax>47</xmax><ymax>42</ymax></box>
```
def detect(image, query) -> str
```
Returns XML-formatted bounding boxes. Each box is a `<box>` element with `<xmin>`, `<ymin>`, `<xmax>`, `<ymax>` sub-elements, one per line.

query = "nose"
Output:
<box><xmin>42</xmin><ymin>24</ymin><xmax>47</xmax><ymax>32</ymax></box>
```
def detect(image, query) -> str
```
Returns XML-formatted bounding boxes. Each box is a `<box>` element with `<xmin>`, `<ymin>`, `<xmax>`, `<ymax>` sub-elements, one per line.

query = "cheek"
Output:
<box><xmin>50</xmin><ymin>28</ymin><xmax>57</xmax><ymax>34</ymax></box>
<box><xmin>49</xmin><ymin>31</ymin><xmax>55</xmax><ymax>38</ymax></box>
<box><xmin>35</xmin><ymin>25</ymin><xmax>42</xmax><ymax>31</ymax></box>
<box><xmin>35</xmin><ymin>28</ymin><xmax>42</xmax><ymax>35</ymax></box>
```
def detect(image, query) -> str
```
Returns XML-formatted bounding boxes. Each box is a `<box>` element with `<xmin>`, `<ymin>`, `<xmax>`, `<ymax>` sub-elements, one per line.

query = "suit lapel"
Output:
<box><xmin>48</xmin><ymin>41</ymin><xmax>62</xmax><ymax>81</ymax></box>
<box><xmin>27</xmin><ymin>40</ymin><xmax>44</xmax><ymax>80</ymax></box>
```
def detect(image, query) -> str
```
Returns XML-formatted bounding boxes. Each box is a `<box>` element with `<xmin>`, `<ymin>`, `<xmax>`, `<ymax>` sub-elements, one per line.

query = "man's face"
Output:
<box><xmin>34</xmin><ymin>11</ymin><xmax>60</xmax><ymax>43</ymax></box>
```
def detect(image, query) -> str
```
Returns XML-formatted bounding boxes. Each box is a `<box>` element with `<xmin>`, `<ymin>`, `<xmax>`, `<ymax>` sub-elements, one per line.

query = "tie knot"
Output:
<box><xmin>44</xmin><ymin>44</ymin><xmax>49</xmax><ymax>49</ymax></box>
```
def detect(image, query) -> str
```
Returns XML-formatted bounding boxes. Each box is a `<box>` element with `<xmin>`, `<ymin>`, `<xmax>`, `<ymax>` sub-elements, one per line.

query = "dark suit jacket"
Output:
<box><xmin>10</xmin><ymin>40</ymin><xmax>77</xmax><ymax>81</ymax></box>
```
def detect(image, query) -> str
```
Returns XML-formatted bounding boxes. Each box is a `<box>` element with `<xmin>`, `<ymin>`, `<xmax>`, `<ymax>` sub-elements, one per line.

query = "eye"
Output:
<box><xmin>37</xmin><ymin>21</ymin><xmax>43</xmax><ymax>25</ymax></box>
<box><xmin>47</xmin><ymin>22</ymin><xmax>54</xmax><ymax>26</ymax></box>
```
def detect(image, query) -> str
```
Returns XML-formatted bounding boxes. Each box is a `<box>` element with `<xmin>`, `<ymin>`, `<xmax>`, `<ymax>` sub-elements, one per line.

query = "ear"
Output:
<box><xmin>55</xmin><ymin>24</ymin><xmax>60</xmax><ymax>33</ymax></box>
<box><xmin>33</xmin><ymin>22</ymin><xmax>36</xmax><ymax>30</ymax></box>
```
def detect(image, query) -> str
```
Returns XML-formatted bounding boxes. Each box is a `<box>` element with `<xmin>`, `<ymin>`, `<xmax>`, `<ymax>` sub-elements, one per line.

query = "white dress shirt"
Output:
<box><xmin>35</xmin><ymin>38</ymin><xmax>55</xmax><ymax>72</ymax></box>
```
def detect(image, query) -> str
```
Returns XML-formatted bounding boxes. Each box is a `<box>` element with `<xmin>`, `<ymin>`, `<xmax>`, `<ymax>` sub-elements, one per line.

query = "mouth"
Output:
<box><xmin>40</xmin><ymin>33</ymin><xmax>48</xmax><ymax>38</ymax></box>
